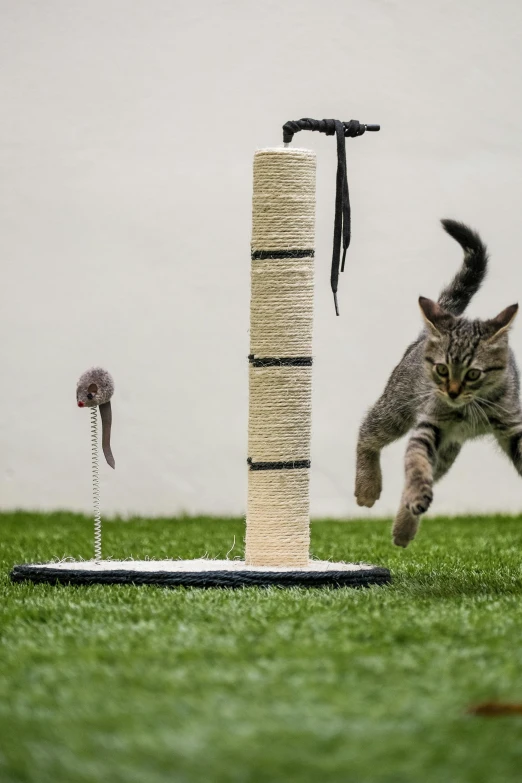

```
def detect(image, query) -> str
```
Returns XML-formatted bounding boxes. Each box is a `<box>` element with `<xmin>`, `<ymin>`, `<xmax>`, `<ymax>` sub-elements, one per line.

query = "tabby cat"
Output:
<box><xmin>355</xmin><ymin>219</ymin><xmax>520</xmax><ymax>546</ymax></box>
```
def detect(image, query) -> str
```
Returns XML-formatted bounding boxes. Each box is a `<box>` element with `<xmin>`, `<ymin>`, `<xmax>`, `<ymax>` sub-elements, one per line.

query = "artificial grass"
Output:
<box><xmin>2</xmin><ymin>512</ymin><xmax>522</xmax><ymax>783</ymax></box>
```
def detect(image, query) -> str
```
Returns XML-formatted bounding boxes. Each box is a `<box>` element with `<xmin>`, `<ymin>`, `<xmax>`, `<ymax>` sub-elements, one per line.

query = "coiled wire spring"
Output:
<box><xmin>90</xmin><ymin>406</ymin><xmax>102</xmax><ymax>562</ymax></box>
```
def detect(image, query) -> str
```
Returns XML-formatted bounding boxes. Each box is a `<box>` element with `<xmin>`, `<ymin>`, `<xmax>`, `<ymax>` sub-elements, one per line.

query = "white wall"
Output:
<box><xmin>2</xmin><ymin>0</ymin><xmax>522</xmax><ymax>519</ymax></box>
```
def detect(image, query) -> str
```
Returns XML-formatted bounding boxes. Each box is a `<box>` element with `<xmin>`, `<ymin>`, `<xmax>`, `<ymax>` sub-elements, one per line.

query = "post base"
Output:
<box><xmin>11</xmin><ymin>559</ymin><xmax>391</xmax><ymax>588</ymax></box>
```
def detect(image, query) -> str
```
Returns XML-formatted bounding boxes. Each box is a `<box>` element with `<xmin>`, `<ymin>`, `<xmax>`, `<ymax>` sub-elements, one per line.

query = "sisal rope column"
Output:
<box><xmin>245</xmin><ymin>148</ymin><xmax>316</xmax><ymax>567</ymax></box>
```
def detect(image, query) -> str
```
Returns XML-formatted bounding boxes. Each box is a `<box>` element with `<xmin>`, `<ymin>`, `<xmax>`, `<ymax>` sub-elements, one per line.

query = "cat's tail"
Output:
<box><xmin>437</xmin><ymin>219</ymin><xmax>489</xmax><ymax>316</ymax></box>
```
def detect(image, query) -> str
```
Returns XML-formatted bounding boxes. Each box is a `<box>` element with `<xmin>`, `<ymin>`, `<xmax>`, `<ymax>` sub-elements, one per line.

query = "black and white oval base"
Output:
<box><xmin>11</xmin><ymin>559</ymin><xmax>390</xmax><ymax>589</ymax></box>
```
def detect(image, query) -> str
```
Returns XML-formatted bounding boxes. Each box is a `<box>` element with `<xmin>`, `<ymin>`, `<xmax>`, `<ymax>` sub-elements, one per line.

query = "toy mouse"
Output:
<box><xmin>76</xmin><ymin>367</ymin><xmax>115</xmax><ymax>468</ymax></box>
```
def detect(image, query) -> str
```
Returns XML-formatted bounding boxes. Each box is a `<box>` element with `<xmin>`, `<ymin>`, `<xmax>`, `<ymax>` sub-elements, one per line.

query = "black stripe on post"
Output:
<box><xmin>251</xmin><ymin>249</ymin><xmax>315</xmax><ymax>260</ymax></box>
<box><xmin>247</xmin><ymin>458</ymin><xmax>311</xmax><ymax>471</ymax></box>
<box><xmin>248</xmin><ymin>355</ymin><xmax>313</xmax><ymax>367</ymax></box>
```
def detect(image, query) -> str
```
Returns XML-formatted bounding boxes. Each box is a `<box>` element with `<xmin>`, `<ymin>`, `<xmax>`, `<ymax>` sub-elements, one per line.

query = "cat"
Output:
<box><xmin>354</xmin><ymin>219</ymin><xmax>519</xmax><ymax>547</ymax></box>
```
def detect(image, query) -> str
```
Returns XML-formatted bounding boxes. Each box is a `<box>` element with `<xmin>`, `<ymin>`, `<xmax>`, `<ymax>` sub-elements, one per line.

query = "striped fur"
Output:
<box><xmin>354</xmin><ymin>220</ymin><xmax>520</xmax><ymax>547</ymax></box>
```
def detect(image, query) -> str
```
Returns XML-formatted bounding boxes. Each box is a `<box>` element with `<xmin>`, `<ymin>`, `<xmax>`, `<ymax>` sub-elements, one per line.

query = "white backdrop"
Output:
<box><xmin>2</xmin><ymin>0</ymin><xmax>522</xmax><ymax>518</ymax></box>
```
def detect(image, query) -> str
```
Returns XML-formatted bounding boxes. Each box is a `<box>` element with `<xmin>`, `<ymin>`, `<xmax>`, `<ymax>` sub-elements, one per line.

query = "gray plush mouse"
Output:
<box><xmin>76</xmin><ymin>367</ymin><xmax>115</xmax><ymax>468</ymax></box>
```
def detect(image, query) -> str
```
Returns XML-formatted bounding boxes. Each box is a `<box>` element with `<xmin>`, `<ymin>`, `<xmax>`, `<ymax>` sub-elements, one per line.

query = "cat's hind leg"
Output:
<box><xmin>393</xmin><ymin>439</ymin><xmax>460</xmax><ymax>547</ymax></box>
<box><xmin>492</xmin><ymin>417</ymin><xmax>522</xmax><ymax>477</ymax></box>
<box><xmin>392</xmin><ymin>498</ymin><xmax>419</xmax><ymax>548</ymax></box>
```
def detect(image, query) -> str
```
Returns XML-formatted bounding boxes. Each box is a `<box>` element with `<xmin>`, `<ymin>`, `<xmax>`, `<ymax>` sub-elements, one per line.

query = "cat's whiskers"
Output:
<box><xmin>470</xmin><ymin>400</ymin><xmax>489</xmax><ymax>428</ymax></box>
<box><xmin>473</xmin><ymin>396</ymin><xmax>513</xmax><ymax>416</ymax></box>
<box><xmin>464</xmin><ymin>399</ymin><xmax>479</xmax><ymax>429</ymax></box>
<box><xmin>471</xmin><ymin>404</ymin><xmax>481</xmax><ymax>430</ymax></box>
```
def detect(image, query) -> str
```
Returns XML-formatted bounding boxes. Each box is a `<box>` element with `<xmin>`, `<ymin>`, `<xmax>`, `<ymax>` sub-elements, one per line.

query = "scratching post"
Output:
<box><xmin>11</xmin><ymin>119</ymin><xmax>390</xmax><ymax>590</ymax></box>
<box><xmin>246</xmin><ymin>148</ymin><xmax>316</xmax><ymax>567</ymax></box>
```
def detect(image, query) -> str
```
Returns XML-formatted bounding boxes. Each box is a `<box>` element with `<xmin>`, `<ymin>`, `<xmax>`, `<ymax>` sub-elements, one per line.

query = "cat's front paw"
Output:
<box><xmin>354</xmin><ymin>451</ymin><xmax>382</xmax><ymax>508</ymax></box>
<box><xmin>355</xmin><ymin>473</ymin><xmax>382</xmax><ymax>508</ymax></box>
<box><xmin>404</xmin><ymin>482</ymin><xmax>433</xmax><ymax>516</ymax></box>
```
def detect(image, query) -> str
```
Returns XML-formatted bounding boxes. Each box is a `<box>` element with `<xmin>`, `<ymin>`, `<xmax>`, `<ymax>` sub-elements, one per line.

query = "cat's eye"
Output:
<box><xmin>435</xmin><ymin>364</ymin><xmax>449</xmax><ymax>377</ymax></box>
<box><xmin>465</xmin><ymin>368</ymin><xmax>482</xmax><ymax>382</ymax></box>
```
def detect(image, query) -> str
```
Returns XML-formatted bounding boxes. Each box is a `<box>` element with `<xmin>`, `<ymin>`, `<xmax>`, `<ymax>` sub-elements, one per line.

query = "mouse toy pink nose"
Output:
<box><xmin>77</xmin><ymin>401</ymin><xmax>84</xmax><ymax>408</ymax></box>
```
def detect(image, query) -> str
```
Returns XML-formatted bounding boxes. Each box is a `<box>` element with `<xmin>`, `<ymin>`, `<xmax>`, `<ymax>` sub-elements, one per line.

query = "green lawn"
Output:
<box><xmin>2</xmin><ymin>512</ymin><xmax>522</xmax><ymax>783</ymax></box>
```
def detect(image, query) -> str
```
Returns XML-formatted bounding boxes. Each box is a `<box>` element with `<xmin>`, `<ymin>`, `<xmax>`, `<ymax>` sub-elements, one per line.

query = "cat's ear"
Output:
<box><xmin>418</xmin><ymin>297</ymin><xmax>453</xmax><ymax>335</ymax></box>
<box><xmin>486</xmin><ymin>303</ymin><xmax>518</xmax><ymax>342</ymax></box>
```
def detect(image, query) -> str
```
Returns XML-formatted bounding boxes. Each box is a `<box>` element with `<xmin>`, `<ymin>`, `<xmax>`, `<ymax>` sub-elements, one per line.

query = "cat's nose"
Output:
<box><xmin>448</xmin><ymin>386</ymin><xmax>462</xmax><ymax>399</ymax></box>
<box><xmin>448</xmin><ymin>380</ymin><xmax>462</xmax><ymax>399</ymax></box>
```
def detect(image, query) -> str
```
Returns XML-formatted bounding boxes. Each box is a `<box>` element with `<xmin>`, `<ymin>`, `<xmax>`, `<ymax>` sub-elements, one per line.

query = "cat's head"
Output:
<box><xmin>419</xmin><ymin>297</ymin><xmax>518</xmax><ymax>407</ymax></box>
